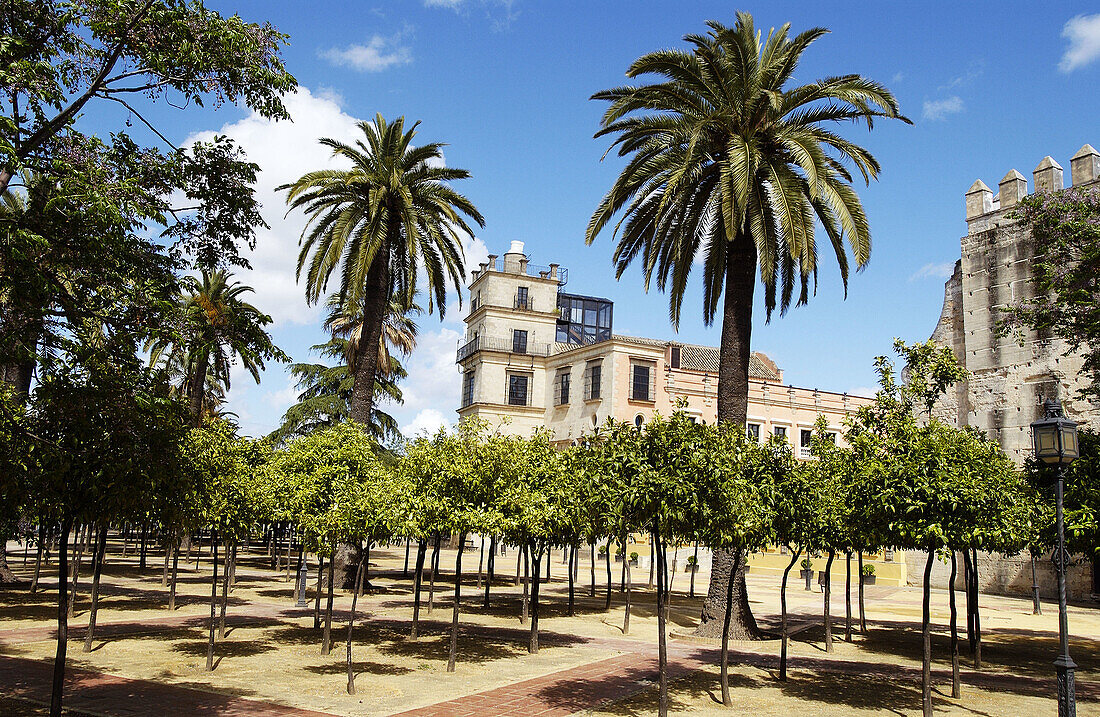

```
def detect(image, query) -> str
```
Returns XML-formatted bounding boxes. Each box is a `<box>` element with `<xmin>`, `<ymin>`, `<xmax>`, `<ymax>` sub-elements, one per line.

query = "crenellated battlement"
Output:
<box><xmin>965</xmin><ymin>144</ymin><xmax>1100</xmax><ymax>226</ymax></box>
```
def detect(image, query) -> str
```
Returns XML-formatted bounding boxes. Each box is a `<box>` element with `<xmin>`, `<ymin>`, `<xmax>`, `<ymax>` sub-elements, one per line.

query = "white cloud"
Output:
<box><xmin>319</xmin><ymin>34</ymin><xmax>412</xmax><ymax>73</ymax></box>
<box><xmin>183</xmin><ymin>87</ymin><xmax>364</xmax><ymax>327</ymax></box>
<box><xmin>424</xmin><ymin>0</ymin><xmax>465</xmax><ymax>7</ymax></box>
<box><xmin>922</xmin><ymin>96</ymin><xmax>964</xmax><ymax>121</ymax></box>
<box><xmin>379</xmin><ymin>325</ymin><xmax>465</xmax><ymax>434</ymax></box>
<box><xmin>891</xmin><ymin>72</ymin><xmax>904</xmax><ymax>84</ymax></box>
<box><xmin>401</xmin><ymin>408</ymin><xmax>450</xmax><ymax>438</ymax></box>
<box><xmin>1060</xmin><ymin>13</ymin><xmax>1100</xmax><ymax>72</ymax></box>
<box><xmin>849</xmin><ymin>386</ymin><xmax>878</xmax><ymax>399</ymax></box>
<box><xmin>937</xmin><ymin>62</ymin><xmax>983</xmax><ymax>91</ymax></box>
<box><xmin>908</xmin><ymin>261</ymin><xmax>956</xmax><ymax>282</ymax></box>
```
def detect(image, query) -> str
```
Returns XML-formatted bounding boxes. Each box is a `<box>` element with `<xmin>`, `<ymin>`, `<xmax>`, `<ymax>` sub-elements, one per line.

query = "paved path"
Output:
<box><xmin>0</xmin><ymin>655</ymin><xmax>338</xmax><ymax>717</ymax></box>
<box><xmin>3</xmin><ymin>594</ymin><xmax>1098</xmax><ymax>716</ymax></box>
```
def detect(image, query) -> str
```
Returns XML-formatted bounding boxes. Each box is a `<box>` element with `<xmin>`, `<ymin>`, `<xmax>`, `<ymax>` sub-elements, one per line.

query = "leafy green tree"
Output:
<box><xmin>186</xmin><ymin>419</ymin><xmax>266</xmax><ymax>669</ymax></box>
<box><xmin>281</xmin><ymin>115</ymin><xmax>483</xmax><ymax>424</ymax></box>
<box><xmin>846</xmin><ymin>339</ymin><xmax>1026</xmax><ymax>716</ymax></box>
<box><xmin>0</xmin><ymin>0</ymin><xmax>295</xmax><ymax>197</ymax></box>
<box><xmin>30</xmin><ymin>348</ymin><xmax>186</xmax><ymax>716</ymax></box>
<box><xmin>586</xmin><ymin>12</ymin><xmax>908</xmax><ymax>638</ymax></box>
<box><xmin>149</xmin><ymin>270</ymin><xmax>287</xmax><ymax>426</ymax></box>
<box><xmin>693</xmin><ymin>424</ymin><xmax>775</xmax><ymax>707</ymax></box>
<box><xmin>1002</xmin><ymin>188</ymin><xmax>1100</xmax><ymax>400</ymax></box>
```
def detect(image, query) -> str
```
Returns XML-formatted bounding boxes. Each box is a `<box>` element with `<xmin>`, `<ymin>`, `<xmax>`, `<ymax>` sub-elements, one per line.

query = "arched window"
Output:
<box><xmin>635</xmin><ymin>414</ymin><xmax>644</xmax><ymax>428</ymax></box>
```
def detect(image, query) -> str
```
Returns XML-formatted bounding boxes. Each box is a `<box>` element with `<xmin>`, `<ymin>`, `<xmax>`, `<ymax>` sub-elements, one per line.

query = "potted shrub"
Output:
<box><xmin>629</xmin><ymin>551</ymin><xmax>639</xmax><ymax>566</ymax></box>
<box><xmin>800</xmin><ymin>557</ymin><xmax>814</xmax><ymax>591</ymax></box>
<box><xmin>861</xmin><ymin>563</ymin><xmax>876</xmax><ymax>585</ymax></box>
<box><xmin>598</xmin><ymin>545</ymin><xmax>609</xmax><ymax>559</ymax></box>
<box><xmin>686</xmin><ymin>554</ymin><xmax>699</xmax><ymax>572</ymax></box>
<box><xmin>614</xmin><ymin>548</ymin><xmax>624</xmax><ymax>562</ymax></box>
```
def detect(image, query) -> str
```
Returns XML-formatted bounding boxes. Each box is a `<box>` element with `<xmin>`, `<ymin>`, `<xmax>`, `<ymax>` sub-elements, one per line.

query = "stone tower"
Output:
<box><xmin>929</xmin><ymin>144</ymin><xmax>1100</xmax><ymax>462</ymax></box>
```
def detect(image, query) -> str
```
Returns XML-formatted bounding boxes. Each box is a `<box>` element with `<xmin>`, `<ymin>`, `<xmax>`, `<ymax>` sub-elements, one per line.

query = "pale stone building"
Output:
<box><xmin>923</xmin><ymin>144</ymin><xmax>1100</xmax><ymax>598</ymax></box>
<box><xmin>455</xmin><ymin>242</ymin><xmax>910</xmax><ymax>585</ymax></box>
<box><xmin>456</xmin><ymin>241</ymin><xmax>874</xmax><ymax>452</ymax></box>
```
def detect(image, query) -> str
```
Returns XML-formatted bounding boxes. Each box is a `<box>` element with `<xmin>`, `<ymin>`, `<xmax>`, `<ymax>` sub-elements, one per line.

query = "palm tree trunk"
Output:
<box><xmin>700</xmin><ymin>234</ymin><xmax>759</xmax><ymax>640</ymax></box>
<box><xmin>188</xmin><ymin>352</ymin><xmax>209</xmax><ymax>427</ymax></box>
<box><xmin>719</xmin><ymin>545</ymin><xmax>736</xmax><ymax>708</ymax></box>
<box><xmin>348</xmin><ymin>236</ymin><xmax>391</xmax><ymax>424</ymax></box>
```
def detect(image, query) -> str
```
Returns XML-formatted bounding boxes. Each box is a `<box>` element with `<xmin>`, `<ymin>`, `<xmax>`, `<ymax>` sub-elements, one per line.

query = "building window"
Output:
<box><xmin>508</xmin><ymin>373</ymin><xmax>530</xmax><ymax>406</ymax></box>
<box><xmin>635</xmin><ymin>414</ymin><xmax>644</xmax><ymax>428</ymax></box>
<box><xmin>800</xmin><ymin>429</ymin><xmax>812</xmax><ymax>448</ymax></box>
<box><xmin>554</xmin><ymin>370</ymin><xmax>570</xmax><ymax>405</ymax></box>
<box><xmin>556</xmin><ymin>294</ymin><xmax>613</xmax><ymax>344</ymax></box>
<box><xmin>512</xmin><ymin>329</ymin><xmax>528</xmax><ymax>354</ymax></box>
<box><xmin>774</xmin><ymin>425</ymin><xmax>787</xmax><ymax>439</ymax></box>
<box><xmin>747</xmin><ymin>423</ymin><xmax>760</xmax><ymax>441</ymax></box>
<box><xmin>583</xmin><ymin>362</ymin><xmax>602</xmax><ymax>400</ymax></box>
<box><xmin>461</xmin><ymin>371</ymin><xmax>475</xmax><ymax>408</ymax></box>
<box><xmin>514</xmin><ymin>286</ymin><xmax>530</xmax><ymax>310</ymax></box>
<box><xmin>669</xmin><ymin>345</ymin><xmax>681</xmax><ymax>369</ymax></box>
<box><xmin>631</xmin><ymin>362</ymin><xmax>654</xmax><ymax>401</ymax></box>
<box><xmin>826</xmin><ymin>432</ymin><xmax>837</xmax><ymax>444</ymax></box>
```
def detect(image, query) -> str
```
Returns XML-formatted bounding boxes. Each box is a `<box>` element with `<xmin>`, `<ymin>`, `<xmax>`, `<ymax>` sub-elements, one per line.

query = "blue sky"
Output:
<box><xmin>89</xmin><ymin>1</ymin><xmax>1100</xmax><ymax>437</ymax></box>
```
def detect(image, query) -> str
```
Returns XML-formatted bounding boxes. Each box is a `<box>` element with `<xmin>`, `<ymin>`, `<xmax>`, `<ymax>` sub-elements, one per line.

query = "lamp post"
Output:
<box><xmin>1030</xmin><ymin>398</ymin><xmax>1079</xmax><ymax>717</ymax></box>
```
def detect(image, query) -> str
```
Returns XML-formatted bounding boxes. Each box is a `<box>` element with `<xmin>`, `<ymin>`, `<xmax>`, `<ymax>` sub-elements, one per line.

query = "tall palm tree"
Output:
<box><xmin>271</xmin><ymin>297</ymin><xmax>419</xmax><ymax>444</ymax></box>
<box><xmin>587</xmin><ymin>14</ymin><xmax>909</xmax><ymax>638</ymax></box>
<box><xmin>148</xmin><ymin>269</ymin><xmax>287</xmax><ymax>427</ymax></box>
<box><xmin>281</xmin><ymin>115</ymin><xmax>483</xmax><ymax>425</ymax></box>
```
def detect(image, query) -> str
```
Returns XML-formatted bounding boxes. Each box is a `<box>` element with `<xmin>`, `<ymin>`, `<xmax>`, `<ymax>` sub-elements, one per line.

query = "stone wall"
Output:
<box><xmin>904</xmin><ymin>549</ymin><xmax>1094</xmax><ymax>600</ymax></box>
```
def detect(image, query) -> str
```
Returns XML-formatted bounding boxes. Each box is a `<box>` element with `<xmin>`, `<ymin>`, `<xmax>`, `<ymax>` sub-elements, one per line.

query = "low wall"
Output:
<box><xmin>903</xmin><ymin>550</ymin><xmax>1095</xmax><ymax>600</ymax></box>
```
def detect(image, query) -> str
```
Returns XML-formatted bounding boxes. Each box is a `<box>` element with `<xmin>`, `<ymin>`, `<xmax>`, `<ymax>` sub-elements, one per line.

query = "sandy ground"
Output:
<box><xmin>2</xmin><ymin>537</ymin><xmax>1098</xmax><ymax>716</ymax></box>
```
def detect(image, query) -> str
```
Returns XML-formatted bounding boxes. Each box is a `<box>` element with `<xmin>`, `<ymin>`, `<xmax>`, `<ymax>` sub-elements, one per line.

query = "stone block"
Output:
<box><xmin>998</xmin><ymin>169</ymin><xmax>1027</xmax><ymax>208</ymax></box>
<box><xmin>965</xmin><ymin>179</ymin><xmax>993</xmax><ymax>219</ymax></box>
<box><xmin>1033</xmin><ymin>155</ymin><xmax>1064</xmax><ymax>193</ymax></box>
<box><xmin>1071</xmin><ymin>144</ymin><xmax>1100</xmax><ymax>186</ymax></box>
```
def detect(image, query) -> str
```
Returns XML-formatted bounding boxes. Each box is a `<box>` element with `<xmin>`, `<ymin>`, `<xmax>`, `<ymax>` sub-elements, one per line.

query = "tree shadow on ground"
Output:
<box><xmin>537</xmin><ymin>665</ymin><xmax>736</xmax><ymax>716</ymax></box>
<box><xmin>854</xmin><ymin>618</ymin><xmax>1100</xmax><ymax>684</ymax></box>
<box><xmin>303</xmin><ymin>660</ymin><xmax>412</xmax><ymax>676</ymax></box>
<box><xmin>171</xmin><ymin>637</ymin><xmax>276</xmax><ymax>660</ymax></box>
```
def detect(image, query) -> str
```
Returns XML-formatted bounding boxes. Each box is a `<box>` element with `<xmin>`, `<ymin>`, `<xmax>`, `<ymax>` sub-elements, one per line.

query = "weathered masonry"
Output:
<box><xmin>930</xmin><ymin>145</ymin><xmax>1100</xmax><ymax>460</ymax></box>
<box><xmin>923</xmin><ymin>145</ymin><xmax>1100</xmax><ymax>598</ymax></box>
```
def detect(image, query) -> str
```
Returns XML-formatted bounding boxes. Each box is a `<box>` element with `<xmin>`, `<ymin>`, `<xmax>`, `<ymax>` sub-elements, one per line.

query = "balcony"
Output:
<box><xmin>456</xmin><ymin>335</ymin><xmax>554</xmax><ymax>363</ymax></box>
<box><xmin>513</xmin><ymin>294</ymin><xmax>534</xmax><ymax>311</ymax></box>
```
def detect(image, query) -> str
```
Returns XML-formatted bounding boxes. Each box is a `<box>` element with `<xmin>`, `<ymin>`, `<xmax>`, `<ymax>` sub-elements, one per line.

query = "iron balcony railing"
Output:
<box><xmin>456</xmin><ymin>335</ymin><xmax>554</xmax><ymax>362</ymax></box>
<box><xmin>513</xmin><ymin>294</ymin><xmax>534</xmax><ymax>311</ymax></box>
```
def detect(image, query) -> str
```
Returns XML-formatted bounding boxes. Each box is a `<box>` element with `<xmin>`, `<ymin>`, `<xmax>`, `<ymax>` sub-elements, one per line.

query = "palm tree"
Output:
<box><xmin>271</xmin><ymin>297</ymin><xmax>419</xmax><ymax>445</ymax></box>
<box><xmin>587</xmin><ymin>14</ymin><xmax>909</xmax><ymax>638</ymax></box>
<box><xmin>149</xmin><ymin>269</ymin><xmax>287</xmax><ymax>427</ymax></box>
<box><xmin>281</xmin><ymin>115</ymin><xmax>483</xmax><ymax>425</ymax></box>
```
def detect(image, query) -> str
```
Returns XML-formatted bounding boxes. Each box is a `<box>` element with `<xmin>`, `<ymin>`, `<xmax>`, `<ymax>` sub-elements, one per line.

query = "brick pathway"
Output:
<box><xmin>0</xmin><ymin>655</ymin><xmax>338</xmax><ymax>717</ymax></box>
<box><xmin>3</xmin><ymin>594</ymin><xmax>1097</xmax><ymax>716</ymax></box>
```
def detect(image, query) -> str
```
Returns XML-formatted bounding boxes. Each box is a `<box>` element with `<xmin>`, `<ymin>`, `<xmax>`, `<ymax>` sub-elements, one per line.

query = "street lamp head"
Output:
<box><xmin>1030</xmin><ymin>398</ymin><xmax>1079</xmax><ymax>465</ymax></box>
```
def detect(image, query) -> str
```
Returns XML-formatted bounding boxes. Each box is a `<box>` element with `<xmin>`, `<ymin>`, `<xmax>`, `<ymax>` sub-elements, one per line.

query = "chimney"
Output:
<box><xmin>965</xmin><ymin>180</ymin><xmax>993</xmax><ymax>220</ymax></box>
<box><xmin>1071</xmin><ymin>144</ymin><xmax>1100</xmax><ymax>186</ymax></box>
<box><xmin>507</xmin><ymin>240</ymin><xmax>525</xmax><ymax>255</ymax></box>
<box><xmin>998</xmin><ymin>169</ymin><xmax>1027</xmax><ymax>209</ymax></box>
<box><xmin>1033</xmin><ymin>156</ymin><xmax>1064</xmax><ymax>193</ymax></box>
